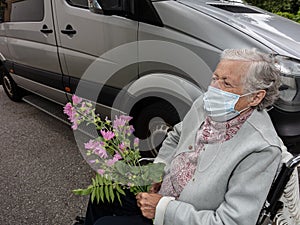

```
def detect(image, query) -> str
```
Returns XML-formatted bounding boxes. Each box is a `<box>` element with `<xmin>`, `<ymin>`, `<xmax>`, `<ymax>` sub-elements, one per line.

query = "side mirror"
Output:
<box><xmin>88</xmin><ymin>0</ymin><xmax>102</xmax><ymax>13</ymax></box>
<box><xmin>96</xmin><ymin>0</ymin><xmax>134</xmax><ymax>16</ymax></box>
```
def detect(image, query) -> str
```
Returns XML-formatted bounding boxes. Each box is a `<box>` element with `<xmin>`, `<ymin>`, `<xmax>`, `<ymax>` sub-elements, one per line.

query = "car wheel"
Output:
<box><xmin>133</xmin><ymin>101</ymin><xmax>180</xmax><ymax>158</ymax></box>
<box><xmin>1</xmin><ymin>70</ymin><xmax>23</xmax><ymax>101</ymax></box>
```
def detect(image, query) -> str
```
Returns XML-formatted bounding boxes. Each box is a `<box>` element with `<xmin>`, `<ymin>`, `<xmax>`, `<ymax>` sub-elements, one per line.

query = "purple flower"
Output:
<box><xmin>106</xmin><ymin>159</ymin><xmax>115</xmax><ymax>167</ymax></box>
<box><xmin>63</xmin><ymin>103</ymin><xmax>73</xmax><ymax>117</ymax></box>
<box><xmin>71</xmin><ymin>121</ymin><xmax>79</xmax><ymax>130</ymax></box>
<box><xmin>94</xmin><ymin>147</ymin><xmax>108</xmax><ymax>159</ymax></box>
<box><xmin>72</xmin><ymin>95</ymin><xmax>83</xmax><ymax>105</ymax></box>
<box><xmin>97</xmin><ymin>169</ymin><xmax>105</xmax><ymax>175</ymax></box>
<box><xmin>113</xmin><ymin>152</ymin><xmax>122</xmax><ymax>160</ymax></box>
<box><xmin>89</xmin><ymin>159</ymin><xmax>97</xmax><ymax>164</ymax></box>
<box><xmin>119</xmin><ymin>115</ymin><xmax>132</xmax><ymax>122</ymax></box>
<box><xmin>64</xmin><ymin>102</ymin><xmax>80</xmax><ymax>129</ymax></box>
<box><xmin>113</xmin><ymin>115</ymin><xmax>132</xmax><ymax>129</ymax></box>
<box><xmin>84</xmin><ymin>140</ymin><xmax>107</xmax><ymax>158</ymax></box>
<box><xmin>134</xmin><ymin>138</ymin><xmax>139</xmax><ymax>147</ymax></box>
<box><xmin>106</xmin><ymin>153</ymin><xmax>122</xmax><ymax>167</ymax></box>
<box><xmin>84</xmin><ymin>140</ymin><xmax>98</xmax><ymax>150</ymax></box>
<box><xmin>119</xmin><ymin>142</ymin><xmax>125</xmax><ymax>151</ymax></box>
<box><xmin>100</xmin><ymin>130</ymin><xmax>115</xmax><ymax>141</ymax></box>
<box><xmin>128</xmin><ymin>125</ymin><xmax>135</xmax><ymax>134</ymax></box>
<box><xmin>113</xmin><ymin>116</ymin><xmax>126</xmax><ymax>129</ymax></box>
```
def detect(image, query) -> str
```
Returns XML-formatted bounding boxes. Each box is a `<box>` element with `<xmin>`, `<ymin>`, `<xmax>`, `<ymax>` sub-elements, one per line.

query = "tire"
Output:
<box><xmin>1</xmin><ymin>69</ymin><xmax>23</xmax><ymax>101</ymax></box>
<box><xmin>132</xmin><ymin>101</ymin><xmax>180</xmax><ymax>158</ymax></box>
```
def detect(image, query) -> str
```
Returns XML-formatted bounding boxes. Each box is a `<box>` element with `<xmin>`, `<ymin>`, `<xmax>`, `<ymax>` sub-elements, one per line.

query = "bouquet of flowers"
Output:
<box><xmin>64</xmin><ymin>95</ymin><xmax>165</xmax><ymax>204</ymax></box>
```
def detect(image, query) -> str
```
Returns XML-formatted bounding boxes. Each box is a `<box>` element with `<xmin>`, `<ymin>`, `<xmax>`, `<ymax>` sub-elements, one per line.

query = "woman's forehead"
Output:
<box><xmin>215</xmin><ymin>60</ymin><xmax>250</xmax><ymax>78</ymax></box>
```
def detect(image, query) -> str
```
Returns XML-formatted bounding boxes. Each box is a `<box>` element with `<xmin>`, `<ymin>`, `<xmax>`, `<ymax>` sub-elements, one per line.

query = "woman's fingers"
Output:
<box><xmin>149</xmin><ymin>182</ymin><xmax>162</xmax><ymax>193</ymax></box>
<box><xmin>136</xmin><ymin>192</ymin><xmax>163</xmax><ymax>219</ymax></box>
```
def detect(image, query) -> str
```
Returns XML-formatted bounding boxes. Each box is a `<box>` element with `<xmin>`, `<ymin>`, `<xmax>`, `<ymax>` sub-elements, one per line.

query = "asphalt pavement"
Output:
<box><xmin>0</xmin><ymin>86</ymin><xmax>93</xmax><ymax>225</ymax></box>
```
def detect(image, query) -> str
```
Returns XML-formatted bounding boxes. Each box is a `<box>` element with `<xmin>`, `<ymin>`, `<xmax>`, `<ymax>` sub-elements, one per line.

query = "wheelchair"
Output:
<box><xmin>256</xmin><ymin>153</ymin><xmax>300</xmax><ymax>225</ymax></box>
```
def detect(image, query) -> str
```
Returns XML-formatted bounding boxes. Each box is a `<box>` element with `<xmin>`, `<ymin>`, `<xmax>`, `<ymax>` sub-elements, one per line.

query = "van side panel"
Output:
<box><xmin>5</xmin><ymin>0</ymin><xmax>61</xmax><ymax>74</ymax></box>
<box><xmin>2</xmin><ymin>0</ymin><xmax>66</xmax><ymax>103</ymax></box>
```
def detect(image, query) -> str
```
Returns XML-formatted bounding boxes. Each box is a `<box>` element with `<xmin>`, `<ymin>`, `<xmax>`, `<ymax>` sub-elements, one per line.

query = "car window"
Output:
<box><xmin>0</xmin><ymin>2</ymin><xmax>5</xmax><ymax>23</ymax></box>
<box><xmin>67</xmin><ymin>0</ymin><xmax>89</xmax><ymax>8</ymax></box>
<box><xmin>0</xmin><ymin>0</ymin><xmax>44</xmax><ymax>23</ymax></box>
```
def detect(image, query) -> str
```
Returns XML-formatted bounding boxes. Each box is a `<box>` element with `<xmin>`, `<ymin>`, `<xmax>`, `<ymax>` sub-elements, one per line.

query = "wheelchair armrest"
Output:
<box><xmin>286</xmin><ymin>154</ymin><xmax>300</xmax><ymax>168</ymax></box>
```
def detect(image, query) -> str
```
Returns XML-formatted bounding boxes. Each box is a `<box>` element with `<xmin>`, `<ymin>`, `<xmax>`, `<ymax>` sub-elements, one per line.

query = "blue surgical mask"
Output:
<box><xmin>203</xmin><ymin>86</ymin><xmax>252</xmax><ymax>122</ymax></box>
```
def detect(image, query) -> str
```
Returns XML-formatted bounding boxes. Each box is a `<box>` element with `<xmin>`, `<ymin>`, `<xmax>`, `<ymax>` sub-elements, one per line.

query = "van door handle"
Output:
<box><xmin>40</xmin><ymin>25</ymin><xmax>53</xmax><ymax>34</ymax></box>
<box><xmin>61</xmin><ymin>24</ymin><xmax>77</xmax><ymax>35</ymax></box>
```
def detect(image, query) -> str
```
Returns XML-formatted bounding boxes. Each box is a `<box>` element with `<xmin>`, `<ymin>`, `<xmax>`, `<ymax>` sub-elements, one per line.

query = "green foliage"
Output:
<box><xmin>73</xmin><ymin>162</ymin><xmax>165</xmax><ymax>204</ymax></box>
<box><xmin>245</xmin><ymin>0</ymin><xmax>300</xmax><ymax>23</ymax></box>
<box><xmin>73</xmin><ymin>174</ymin><xmax>126</xmax><ymax>205</ymax></box>
<box><xmin>276</xmin><ymin>10</ymin><xmax>300</xmax><ymax>23</ymax></box>
<box><xmin>245</xmin><ymin>0</ymin><xmax>300</xmax><ymax>14</ymax></box>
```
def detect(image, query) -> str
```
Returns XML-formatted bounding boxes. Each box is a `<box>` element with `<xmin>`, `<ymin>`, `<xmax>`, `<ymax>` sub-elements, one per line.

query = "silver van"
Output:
<box><xmin>0</xmin><ymin>0</ymin><xmax>300</xmax><ymax>155</ymax></box>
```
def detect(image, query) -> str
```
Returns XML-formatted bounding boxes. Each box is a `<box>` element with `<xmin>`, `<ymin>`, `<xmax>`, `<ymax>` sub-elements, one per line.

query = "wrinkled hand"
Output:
<box><xmin>136</xmin><ymin>192</ymin><xmax>163</xmax><ymax>219</ymax></box>
<box><xmin>149</xmin><ymin>182</ymin><xmax>162</xmax><ymax>193</ymax></box>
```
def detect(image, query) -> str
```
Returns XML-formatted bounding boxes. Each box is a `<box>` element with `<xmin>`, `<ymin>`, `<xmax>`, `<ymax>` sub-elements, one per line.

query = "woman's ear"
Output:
<box><xmin>249</xmin><ymin>90</ymin><xmax>266</xmax><ymax>107</ymax></box>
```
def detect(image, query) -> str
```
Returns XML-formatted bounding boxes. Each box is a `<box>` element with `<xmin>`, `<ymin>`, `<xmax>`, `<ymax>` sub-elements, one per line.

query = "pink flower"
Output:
<box><xmin>100</xmin><ymin>130</ymin><xmax>115</xmax><ymax>141</ymax></box>
<box><xmin>64</xmin><ymin>102</ymin><xmax>80</xmax><ymax>129</ymax></box>
<box><xmin>134</xmin><ymin>138</ymin><xmax>139</xmax><ymax>147</ymax></box>
<box><xmin>72</xmin><ymin>95</ymin><xmax>82</xmax><ymax>105</ymax></box>
<box><xmin>119</xmin><ymin>142</ymin><xmax>126</xmax><ymax>151</ymax></box>
<box><xmin>119</xmin><ymin>115</ymin><xmax>132</xmax><ymax>122</ymax></box>
<box><xmin>97</xmin><ymin>169</ymin><xmax>105</xmax><ymax>175</ymax></box>
<box><xmin>113</xmin><ymin>116</ymin><xmax>126</xmax><ymax>129</ymax></box>
<box><xmin>63</xmin><ymin>102</ymin><xmax>73</xmax><ymax>117</ymax></box>
<box><xmin>94</xmin><ymin>147</ymin><xmax>108</xmax><ymax>159</ymax></box>
<box><xmin>113</xmin><ymin>115</ymin><xmax>132</xmax><ymax>129</ymax></box>
<box><xmin>84</xmin><ymin>140</ymin><xmax>104</xmax><ymax>150</ymax></box>
<box><xmin>85</xmin><ymin>140</ymin><xmax>107</xmax><ymax>158</ymax></box>
<box><xmin>85</xmin><ymin>140</ymin><xmax>98</xmax><ymax>150</ymax></box>
<box><xmin>106</xmin><ymin>159</ymin><xmax>115</xmax><ymax>167</ymax></box>
<box><xmin>71</xmin><ymin>121</ymin><xmax>78</xmax><ymax>130</ymax></box>
<box><xmin>113</xmin><ymin>152</ymin><xmax>122</xmax><ymax>161</ymax></box>
<box><xmin>127</xmin><ymin>125</ymin><xmax>135</xmax><ymax>134</ymax></box>
<box><xmin>106</xmin><ymin>153</ymin><xmax>122</xmax><ymax>167</ymax></box>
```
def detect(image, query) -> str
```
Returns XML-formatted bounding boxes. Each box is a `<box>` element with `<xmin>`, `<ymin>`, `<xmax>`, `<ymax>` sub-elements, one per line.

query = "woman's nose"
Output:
<box><xmin>210</xmin><ymin>80</ymin><xmax>221</xmax><ymax>89</ymax></box>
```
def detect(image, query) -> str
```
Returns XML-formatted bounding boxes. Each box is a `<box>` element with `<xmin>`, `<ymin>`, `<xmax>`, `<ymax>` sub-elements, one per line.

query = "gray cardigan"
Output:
<box><xmin>154</xmin><ymin>96</ymin><xmax>282</xmax><ymax>225</ymax></box>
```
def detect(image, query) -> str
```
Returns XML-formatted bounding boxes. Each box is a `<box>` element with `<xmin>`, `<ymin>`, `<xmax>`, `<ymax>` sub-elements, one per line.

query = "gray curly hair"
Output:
<box><xmin>221</xmin><ymin>49</ymin><xmax>281</xmax><ymax>111</ymax></box>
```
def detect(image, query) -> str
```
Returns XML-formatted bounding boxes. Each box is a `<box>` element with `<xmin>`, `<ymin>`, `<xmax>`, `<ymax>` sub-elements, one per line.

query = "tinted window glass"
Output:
<box><xmin>8</xmin><ymin>0</ymin><xmax>44</xmax><ymax>22</ymax></box>
<box><xmin>0</xmin><ymin>3</ymin><xmax>5</xmax><ymax>23</ymax></box>
<box><xmin>209</xmin><ymin>4</ymin><xmax>262</xmax><ymax>13</ymax></box>
<box><xmin>67</xmin><ymin>0</ymin><xmax>89</xmax><ymax>8</ymax></box>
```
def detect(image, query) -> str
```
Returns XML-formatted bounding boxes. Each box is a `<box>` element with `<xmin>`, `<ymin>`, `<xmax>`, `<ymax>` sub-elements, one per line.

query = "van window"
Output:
<box><xmin>67</xmin><ymin>0</ymin><xmax>89</xmax><ymax>8</ymax></box>
<box><xmin>9</xmin><ymin>0</ymin><xmax>44</xmax><ymax>22</ymax></box>
<box><xmin>0</xmin><ymin>2</ymin><xmax>5</xmax><ymax>23</ymax></box>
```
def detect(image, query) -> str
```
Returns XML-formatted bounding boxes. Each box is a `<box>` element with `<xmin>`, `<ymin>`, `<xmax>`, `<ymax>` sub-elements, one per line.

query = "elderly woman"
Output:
<box><xmin>87</xmin><ymin>48</ymin><xmax>282</xmax><ymax>225</ymax></box>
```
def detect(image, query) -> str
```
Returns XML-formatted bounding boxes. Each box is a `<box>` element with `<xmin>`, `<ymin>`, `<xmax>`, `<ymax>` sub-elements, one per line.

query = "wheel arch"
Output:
<box><xmin>113</xmin><ymin>72</ymin><xmax>204</xmax><ymax>119</ymax></box>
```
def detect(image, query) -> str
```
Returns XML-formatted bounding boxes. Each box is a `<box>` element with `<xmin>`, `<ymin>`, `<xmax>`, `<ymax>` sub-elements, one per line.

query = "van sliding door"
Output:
<box><xmin>52</xmin><ymin>0</ymin><xmax>139</xmax><ymax>116</ymax></box>
<box><xmin>4</xmin><ymin>0</ymin><xmax>66</xmax><ymax>104</ymax></box>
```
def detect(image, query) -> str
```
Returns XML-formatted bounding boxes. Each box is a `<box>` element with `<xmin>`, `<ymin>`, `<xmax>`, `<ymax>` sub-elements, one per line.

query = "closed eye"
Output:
<box><xmin>224</xmin><ymin>81</ymin><xmax>232</xmax><ymax>87</ymax></box>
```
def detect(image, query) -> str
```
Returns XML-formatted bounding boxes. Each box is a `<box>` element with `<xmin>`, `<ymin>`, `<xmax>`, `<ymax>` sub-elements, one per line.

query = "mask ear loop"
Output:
<box><xmin>238</xmin><ymin>106</ymin><xmax>251</xmax><ymax>114</ymax></box>
<box><xmin>236</xmin><ymin>91</ymin><xmax>257</xmax><ymax>113</ymax></box>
